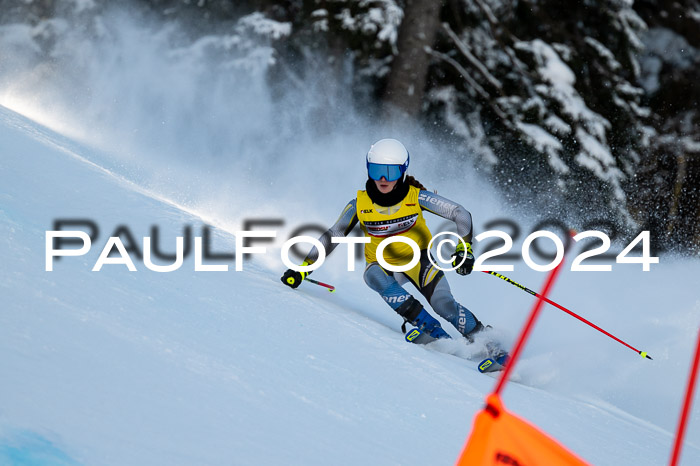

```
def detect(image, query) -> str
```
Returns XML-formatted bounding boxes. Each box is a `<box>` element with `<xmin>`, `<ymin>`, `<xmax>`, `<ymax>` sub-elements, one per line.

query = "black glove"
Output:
<box><xmin>452</xmin><ymin>241</ymin><xmax>475</xmax><ymax>276</ymax></box>
<box><xmin>281</xmin><ymin>263</ymin><xmax>311</xmax><ymax>289</ymax></box>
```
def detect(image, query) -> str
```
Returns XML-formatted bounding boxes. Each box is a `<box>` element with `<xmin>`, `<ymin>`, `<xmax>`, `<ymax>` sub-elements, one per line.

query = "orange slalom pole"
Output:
<box><xmin>669</xmin><ymin>327</ymin><xmax>700</xmax><ymax>466</ymax></box>
<box><xmin>492</xmin><ymin>259</ymin><xmax>568</xmax><ymax>396</ymax></box>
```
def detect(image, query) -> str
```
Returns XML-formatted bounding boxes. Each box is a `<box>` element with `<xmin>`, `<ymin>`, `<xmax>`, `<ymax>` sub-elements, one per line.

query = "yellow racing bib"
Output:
<box><xmin>356</xmin><ymin>185</ymin><xmax>432</xmax><ymax>266</ymax></box>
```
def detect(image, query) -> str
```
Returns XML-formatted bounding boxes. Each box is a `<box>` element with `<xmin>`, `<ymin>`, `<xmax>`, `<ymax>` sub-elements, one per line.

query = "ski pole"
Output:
<box><xmin>482</xmin><ymin>270</ymin><xmax>653</xmax><ymax>360</ymax></box>
<box><xmin>306</xmin><ymin>277</ymin><xmax>336</xmax><ymax>293</ymax></box>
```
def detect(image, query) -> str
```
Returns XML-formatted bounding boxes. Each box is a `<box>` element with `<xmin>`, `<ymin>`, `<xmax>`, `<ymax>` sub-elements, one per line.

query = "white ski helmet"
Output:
<box><xmin>366</xmin><ymin>138</ymin><xmax>410</xmax><ymax>182</ymax></box>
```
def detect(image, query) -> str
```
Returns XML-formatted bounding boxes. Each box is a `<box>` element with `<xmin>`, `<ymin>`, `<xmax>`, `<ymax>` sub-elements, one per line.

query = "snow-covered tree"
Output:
<box><xmin>2</xmin><ymin>0</ymin><xmax>697</xmax><ymax>252</ymax></box>
<box><xmin>631</xmin><ymin>0</ymin><xmax>700</xmax><ymax>253</ymax></box>
<box><xmin>423</xmin><ymin>0</ymin><xmax>654</xmax><ymax>234</ymax></box>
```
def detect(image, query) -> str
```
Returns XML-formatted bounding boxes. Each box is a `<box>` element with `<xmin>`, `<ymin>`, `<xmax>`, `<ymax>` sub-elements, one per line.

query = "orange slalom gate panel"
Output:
<box><xmin>456</xmin><ymin>394</ymin><xmax>590</xmax><ymax>466</ymax></box>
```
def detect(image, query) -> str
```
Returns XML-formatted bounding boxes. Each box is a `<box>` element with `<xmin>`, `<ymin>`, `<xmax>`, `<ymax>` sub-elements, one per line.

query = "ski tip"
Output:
<box><xmin>478</xmin><ymin>358</ymin><xmax>505</xmax><ymax>373</ymax></box>
<box><xmin>478</xmin><ymin>358</ymin><xmax>494</xmax><ymax>373</ymax></box>
<box><xmin>405</xmin><ymin>327</ymin><xmax>422</xmax><ymax>343</ymax></box>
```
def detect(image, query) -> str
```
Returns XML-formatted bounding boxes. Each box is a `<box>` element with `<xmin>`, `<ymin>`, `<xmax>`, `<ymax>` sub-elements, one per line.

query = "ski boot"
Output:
<box><xmin>396</xmin><ymin>297</ymin><xmax>451</xmax><ymax>344</ymax></box>
<box><xmin>464</xmin><ymin>321</ymin><xmax>510</xmax><ymax>372</ymax></box>
<box><xmin>477</xmin><ymin>342</ymin><xmax>510</xmax><ymax>373</ymax></box>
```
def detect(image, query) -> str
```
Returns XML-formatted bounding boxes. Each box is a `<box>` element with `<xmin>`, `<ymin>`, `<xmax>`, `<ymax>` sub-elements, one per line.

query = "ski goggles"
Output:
<box><xmin>367</xmin><ymin>162</ymin><xmax>408</xmax><ymax>181</ymax></box>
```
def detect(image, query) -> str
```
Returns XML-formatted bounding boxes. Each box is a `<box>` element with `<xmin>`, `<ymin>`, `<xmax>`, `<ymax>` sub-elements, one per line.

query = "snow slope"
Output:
<box><xmin>1</xmin><ymin>103</ymin><xmax>699</xmax><ymax>466</ymax></box>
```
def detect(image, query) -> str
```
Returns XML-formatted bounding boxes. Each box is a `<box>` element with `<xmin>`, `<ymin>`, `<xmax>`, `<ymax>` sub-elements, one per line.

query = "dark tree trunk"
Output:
<box><xmin>382</xmin><ymin>0</ymin><xmax>443</xmax><ymax>117</ymax></box>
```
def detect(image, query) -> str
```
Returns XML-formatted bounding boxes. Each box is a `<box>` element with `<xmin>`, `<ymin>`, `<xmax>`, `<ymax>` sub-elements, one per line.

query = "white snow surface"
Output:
<box><xmin>1</xmin><ymin>102</ymin><xmax>700</xmax><ymax>465</ymax></box>
<box><xmin>0</xmin><ymin>9</ymin><xmax>699</xmax><ymax>463</ymax></box>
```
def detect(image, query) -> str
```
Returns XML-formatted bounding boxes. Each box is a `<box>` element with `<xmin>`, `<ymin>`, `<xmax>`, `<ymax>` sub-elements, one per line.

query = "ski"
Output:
<box><xmin>478</xmin><ymin>353</ymin><xmax>510</xmax><ymax>373</ymax></box>
<box><xmin>404</xmin><ymin>327</ymin><xmax>441</xmax><ymax>345</ymax></box>
<box><xmin>405</xmin><ymin>327</ymin><xmax>511</xmax><ymax>375</ymax></box>
<box><xmin>405</xmin><ymin>327</ymin><xmax>423</xmax><ymax>343</ymax></box>
<box><xmin>478</xmin><ymin>357</ymin><xmax>505</xmax><ymax>373</ymax></box>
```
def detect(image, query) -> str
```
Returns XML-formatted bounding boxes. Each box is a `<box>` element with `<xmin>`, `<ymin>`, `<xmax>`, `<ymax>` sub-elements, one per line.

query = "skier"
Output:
<box><xmin>281</xmin><ymin>139</ymin><xmax>501</xmax><ymax>356</ymax></box>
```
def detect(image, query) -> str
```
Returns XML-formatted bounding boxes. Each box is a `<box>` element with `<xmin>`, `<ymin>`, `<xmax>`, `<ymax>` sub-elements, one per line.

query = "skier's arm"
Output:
<box><xmin>303</xmin><ymin>199</ymin><xmax>359</xmax><ymax>265</ymax></box>
<box><xmin>418</xmin><ymin>191</ymin><xmax>473</xmax><ymax>242</ymax></box>
<box><xmin>419</xmin><ymin>191</ymin><xmax>475</xmax><ymax>275</ymax></box>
